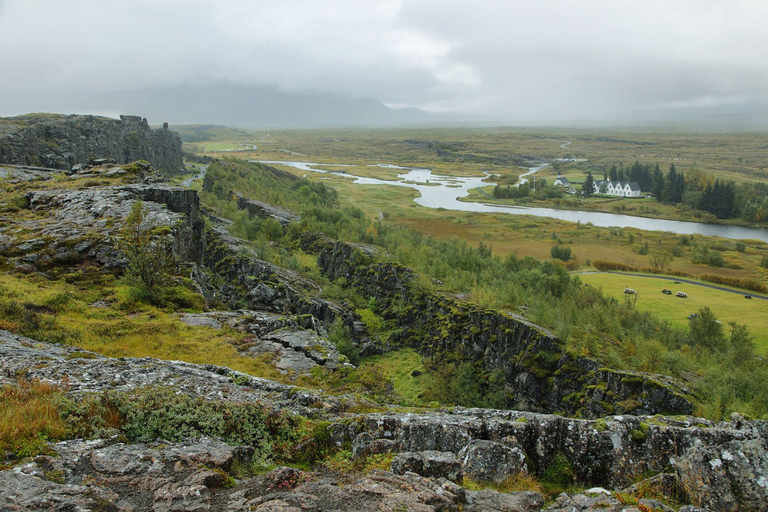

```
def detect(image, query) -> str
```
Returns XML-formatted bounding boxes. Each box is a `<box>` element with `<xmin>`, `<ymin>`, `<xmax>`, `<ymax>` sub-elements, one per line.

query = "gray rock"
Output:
<box><xmin>676</xmin><ymin>438</ymin><xmax>768</xmax><ymax>511</ymax></box>
<box><xmin>351</xmin><ymin>432</ymin><xmax>398</xmax><ymax>459</ymax></box>
<box><xmin>265</xmin><ymin>328</ymin><xmax>347</xmax><ymax>370</ymax></box>
<box><xmin>0</xmin><ymin>471</ymin><xmax>123</xmax><ymax>511</ymax></box>
<box><xmin>459</xmin><ymin>439</ymin><xmax>527</xmax><ymax>484</ymax></box>
<box><xmin>466</xmin><ymin>489</ymin><xmax>544</xmax><ymax>512</ymax></box>
<box><xmin>0</xmin><ymin>114</ymin><xmax>183</xmax><ymax>174</ymax></box>
<box><xmin>391</xmin><ymin>451</ymin><xmax>463</xmax><ymax>483</ymax></box>
<box><xmin>179</xmin><ymin>313</ymin><xmax>222</xmax><ymax>329</ymax></box>
<box><xmin>236</xmin><ymin>194</ymin><xmax>300</xmax><ymax>226</ymax></box>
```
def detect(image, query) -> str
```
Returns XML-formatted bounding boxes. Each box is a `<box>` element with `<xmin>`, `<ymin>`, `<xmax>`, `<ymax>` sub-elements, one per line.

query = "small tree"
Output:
<box><xmin>118</xmin><ymin>201</ymin><xmax>176</xmax><ymax>303</ymax></box>
<box><xmin>550</xmin><ymin>244</ymin><xmax>572</xmax><ymax>262</ymax></box>
<box><xmin>649</xmin><ymin>250</ymin><xmax>672</xmax><ymax>272</ymax></box>
<box><xmin>582</xmin><ymin>172</ymin><xmax>594</xmax><ymax>198</ymax></box>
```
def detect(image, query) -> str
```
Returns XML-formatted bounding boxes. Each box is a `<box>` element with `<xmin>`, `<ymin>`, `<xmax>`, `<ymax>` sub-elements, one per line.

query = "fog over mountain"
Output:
<box><xmin>1</xmin><ymin>0</ymin><xmax>767</xmax><ymax>128</ymax></box>
<box><xmin>0</xmin><ymin>84</ymin><xmax>431</xmax><ymax>128</ymax></box>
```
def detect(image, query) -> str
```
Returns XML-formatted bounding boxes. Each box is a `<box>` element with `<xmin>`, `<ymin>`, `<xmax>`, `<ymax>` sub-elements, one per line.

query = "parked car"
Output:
<box><xmin>676</xmin><ymin>291</ymin><xmax>687</xmax><ymax>298</ymax></box>
<box><xmin>745</xmin><ymin>295</ymin><xmax>752</xmax><ymax>299</ymax></box>
<box><xmin>662</xmin><ymin>289</ymin><xmax>672</xmax><ymax>295</ymax></box>
<box><xmin>624</xmin><ymin>288</ymin><xmax>636</xmax><ymax>295</ymax></box>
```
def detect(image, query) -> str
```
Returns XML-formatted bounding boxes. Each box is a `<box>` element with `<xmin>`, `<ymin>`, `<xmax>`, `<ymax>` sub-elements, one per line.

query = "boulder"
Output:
<box><xmin>676</xmin><ymin>438</ymin><xmax>768</xmax><ymax>511</ymax></box>
<box><xmin>466</xmin><ymin>489</ymin><xmax>544</xmax><ymax>512</ymax></box>
<box><xmin>459</xmin><ymin>439</ymin><xmax>527</xmax><ymax>484</ymax></box>
<box><xmin>391</xmin><ymin>451</ymin><xmax>463</xmax><ymax>483</ymax></box>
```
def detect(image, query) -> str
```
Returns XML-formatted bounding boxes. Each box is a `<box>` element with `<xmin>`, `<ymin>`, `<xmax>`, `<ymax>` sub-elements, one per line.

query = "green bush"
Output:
<box><xmin>104</xmin><ymin>386</ymin><xmax>298</xmax><ymax>461</ymax></box>
<box><xmin>117</xmin><ymin>201</ymin><xmax>177</xmax><ymax>304</ymax></box>
<box><xmin>550</xmin><ymin>244</ymin><xmax>572</xmax><ymax>262</ymax></box>
<box><xmin>328</xmin><ymin>318</ymin><xmax>360</xmax><ymax>365</ymax></box>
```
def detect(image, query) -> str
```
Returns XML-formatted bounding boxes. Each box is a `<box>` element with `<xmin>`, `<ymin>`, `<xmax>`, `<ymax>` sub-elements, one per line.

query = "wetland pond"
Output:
<box><xmin>256</xmin><ymin>160</ymin><xmax>768</xmax><ymax>243</ymax></box>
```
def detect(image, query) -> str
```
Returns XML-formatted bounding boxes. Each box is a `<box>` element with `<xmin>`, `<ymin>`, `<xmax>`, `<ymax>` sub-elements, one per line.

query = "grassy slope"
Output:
<box><xmin>578</xmin><ymin>272</ymin><xmax>768</xmax><ymax>353</ymax></box>
<box><xmin>185</xmin><ymin>126</ymin><xmax>768</xmax><ymax>284</ymax></box>
<box><xmin>0</xmin><ymin>272</ymin><xmax>285</xmax><ymax>382</ymax></box>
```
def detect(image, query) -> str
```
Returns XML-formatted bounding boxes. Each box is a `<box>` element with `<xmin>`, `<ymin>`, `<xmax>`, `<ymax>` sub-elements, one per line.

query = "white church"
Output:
<box><xmin>592</xmin><ymin>180</ymin><xmax>642</xmax><ymax>197</ymax></box>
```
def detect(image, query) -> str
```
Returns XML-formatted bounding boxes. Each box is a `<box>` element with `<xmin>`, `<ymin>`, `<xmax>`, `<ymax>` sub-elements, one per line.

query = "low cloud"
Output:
<box><xmin>1</xmin><ymin>0</ymin><xmax>766</xmax><ymax>124</ymax></box>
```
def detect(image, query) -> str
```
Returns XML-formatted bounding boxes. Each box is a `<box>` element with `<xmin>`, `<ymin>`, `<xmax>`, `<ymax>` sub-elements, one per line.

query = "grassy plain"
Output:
<box><xmin>177</xmin><ymin>124</ymin><xmax>768</xmax><ymax>345</ymax></box>
<box><xmin>177</xmin><ymin>125</ymin><xmax>768</xmax><ymax>183</ymax></box>
<box><xmin>577</xmin><ymin>272</ymin><xmax>768</xmax><ymax>354</ymax></box>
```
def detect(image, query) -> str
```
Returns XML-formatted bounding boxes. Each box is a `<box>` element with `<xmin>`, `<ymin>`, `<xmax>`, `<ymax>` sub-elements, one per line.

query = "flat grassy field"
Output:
<box><xmin>577</xmin><ymin>271</ymin><xmax>768</xmax><ymax>353</ymax></box>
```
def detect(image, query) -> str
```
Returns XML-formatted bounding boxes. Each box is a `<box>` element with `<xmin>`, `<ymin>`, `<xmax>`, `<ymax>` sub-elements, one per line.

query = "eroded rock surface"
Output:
<box><xmin>2</xmin><ymin>332</ymin><xmax>768</xmax><ymax>510</ymax></box>
<box><xmin>0</xmin><ymin>114</ymin><xmax>183</xmax><ymax>174</ymax></box>
<box><xmin>300</xmin><ymin>233</ymin><xmax>694</xmax><ymax>418</ymax></box>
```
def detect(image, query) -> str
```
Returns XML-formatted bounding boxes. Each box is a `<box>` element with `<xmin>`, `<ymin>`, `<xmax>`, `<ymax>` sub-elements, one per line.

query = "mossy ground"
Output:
<box><xmin>0</xmin><ymin>272</ymin><xmax>285</xmax><ymax>382</ymax></box>
<box><xmin>363</xmin><ymin>349</ymin><xmax>431</xmax><ymax>406</ymax></box>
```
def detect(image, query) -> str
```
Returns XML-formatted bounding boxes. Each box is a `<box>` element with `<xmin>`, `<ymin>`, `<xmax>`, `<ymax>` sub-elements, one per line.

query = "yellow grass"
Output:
<box><xmin>0</xmin><ymin>273</ymin><xmax>286</xmax><ymax>382</ymax></box>
<box><xmin>0</xmin><ymin>380</ymin><xmax>67</xmax><ymax>457</ymax></box>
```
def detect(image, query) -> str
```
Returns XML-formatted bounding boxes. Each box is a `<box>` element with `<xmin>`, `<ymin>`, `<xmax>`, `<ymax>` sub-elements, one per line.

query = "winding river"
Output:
<box><xmin>255</xmin><ymin>160</ymin><xmax>768</xmax><ymax>243</ymax></box>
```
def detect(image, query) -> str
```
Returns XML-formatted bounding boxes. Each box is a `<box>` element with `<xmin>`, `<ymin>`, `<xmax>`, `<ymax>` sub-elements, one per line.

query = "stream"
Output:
<box><xmin>255</xmin><ymin>160</ymin><xmax>768</xmax><ymax>243</ymax></box>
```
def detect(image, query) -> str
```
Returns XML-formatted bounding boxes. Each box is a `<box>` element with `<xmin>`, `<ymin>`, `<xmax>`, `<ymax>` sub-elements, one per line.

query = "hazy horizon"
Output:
<box><xmin>2</xmin><ymin>1</ymin><xmax>767</xmax><ymax>129</ymax></box>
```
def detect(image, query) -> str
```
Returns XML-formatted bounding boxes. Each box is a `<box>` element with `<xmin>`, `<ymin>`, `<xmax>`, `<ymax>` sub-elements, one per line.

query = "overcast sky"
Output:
<box><xmin>1</xmin><ymin>0</ymin><xmax>767</xmax><ymax>123</ymax></box>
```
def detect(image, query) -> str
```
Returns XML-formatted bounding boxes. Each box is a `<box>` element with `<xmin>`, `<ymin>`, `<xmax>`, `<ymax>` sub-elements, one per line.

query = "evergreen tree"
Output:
<box><xmin>583</xmin><ymin>172</ymin><xmax>594</xmax><ymax>197</ymax></box>
<box><xmin>662</xmin><ymin>164</ymin><xmax>678</xmax><ymax>203</ymax></box>
<box><xmin>673</xmin><ymin>173</ymin><xmax>686</xmax><ymax>204</ymax></box>
<box><xmin>652</xmin><ymin>164</ymin><xmax>663</xmax><ymax>199</ymax></box>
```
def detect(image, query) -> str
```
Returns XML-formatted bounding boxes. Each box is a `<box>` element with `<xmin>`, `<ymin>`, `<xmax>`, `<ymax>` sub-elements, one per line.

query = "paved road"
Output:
<box><xmin>579</xmin><ymin>271</ymin><xmax>768</xmax><ymax>301</ymax></box>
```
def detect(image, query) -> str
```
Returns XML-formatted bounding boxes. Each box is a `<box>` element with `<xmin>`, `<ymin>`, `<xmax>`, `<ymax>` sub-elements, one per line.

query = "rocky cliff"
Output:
<box><xmin>4</xmin><ymin>150</ymin><xmax>768</xmax><ymax>509</ymax></box>
<box><xmin>0</xmin><ymin>113</ymin><xmax>183</xmax><ymax>174</ymax></box>
<box><xmin>1</xmin><ymin>330</ymin><xmax>766</xmax><ymax>511</ymax></box>
<box><xmin>301</xmin><ymin>233</ymin><xmax>694</xmax><ymax>419</ymax></box>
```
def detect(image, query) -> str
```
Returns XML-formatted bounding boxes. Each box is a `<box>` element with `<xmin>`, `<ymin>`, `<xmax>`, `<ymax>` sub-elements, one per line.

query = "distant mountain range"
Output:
<box><xmin>0</xmin><ymin>84</ymin><xmax>431</xmax><ymax>129</ymax></box>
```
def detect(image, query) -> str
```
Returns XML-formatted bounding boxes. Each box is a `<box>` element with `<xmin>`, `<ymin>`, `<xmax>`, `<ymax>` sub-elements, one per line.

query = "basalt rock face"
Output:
<box><xmin>301</xmin><ymin>233</ymin><xmax>694</xmax><ymax>418</ymax></box>
<box><xmin>201</xmin><ymin>223</ymin><xmax>360</xmax><ymax>332</ymax></box>
<box><xmin>330</xmin><ymin>408</ymin><xmax>768</xmax><ymax>495</ymax></box>
<box><xmin>235</xmin><ymin>193</ymin><xmax>301</xmax><ymax>226</ymax></box>
<box><xmin>15</xmin><ymin>181</ymin><xmax>205</xmax><ymax>269</ymax></box>
<box><xmin>2</xmin><ymin>332</ymin><xmax>767</xmax><ymax>510</ymax></box>
<box><xmin>0</xmin><ymin>114</ymin><xmax>183</xmax><ymax>174</ymax></box>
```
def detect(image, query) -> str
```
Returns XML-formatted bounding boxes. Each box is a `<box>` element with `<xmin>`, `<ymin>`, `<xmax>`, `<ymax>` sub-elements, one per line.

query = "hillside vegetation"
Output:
<box><xmin>199</xmin><ymin>158</ymin><xmax>768</xmax><ymax>420</ymax></box>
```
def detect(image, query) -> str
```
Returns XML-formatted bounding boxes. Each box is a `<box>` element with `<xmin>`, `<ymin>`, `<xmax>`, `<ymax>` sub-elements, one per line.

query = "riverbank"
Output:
<box><xmin>461</xmin><ymin>185</ymin><xmax>768</xmax><ymax>238</ymax></box>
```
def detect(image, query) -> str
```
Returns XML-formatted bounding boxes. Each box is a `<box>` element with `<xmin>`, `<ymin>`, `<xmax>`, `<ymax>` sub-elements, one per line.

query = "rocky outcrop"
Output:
<box><xmin>5</xmin><ymin>440</ymin><xmax>542</xmax><ymax>512</ymax></box>
<box><xmin>301</xmin><ymin>233</ymin><xmax>694</xmax><ymax>418</ymax></box>
<box><xmin>2</xmin><ymin>331</ymin><xmax>767</xmax><ymax>510</ymax></box>
<box><xmin>0</xmin><ymin>114</ymin><xmax>183</xmax><ymax>174</ymax></box>
<box><xmin>235</xmin><ymin>193</ymin><xmax>301</xmax><ymax>226</ymax></box>
<box><xmin>329</xmin><ymin>408</ymin><xmax>768</xmax><ymax>507</ymax></box>
<box><xmin>11</xmin><ymin>181</ymin><xmax>205</xmax><ymax>269</ymax></box>
<box><xmin>201</xmin><ymin>223</ymin><xmax>361</xmax><ymax>332</ymax></box>
<box><xmin>0</xmin><ymin>329</ymin><xmax>361</xmax><ymax>416</ymax></box>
